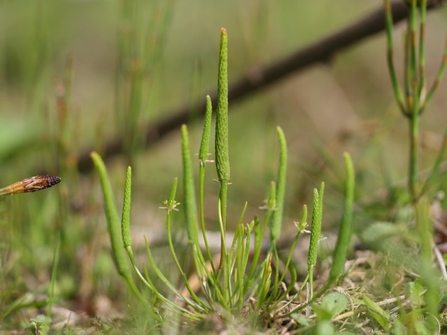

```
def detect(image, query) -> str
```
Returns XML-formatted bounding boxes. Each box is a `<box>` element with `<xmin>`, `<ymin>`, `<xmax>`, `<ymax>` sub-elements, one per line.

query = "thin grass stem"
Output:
<box><xmin>384</xmin><ymin>0</ymin><xmax>407</xmax><ymax>114</ymax></box>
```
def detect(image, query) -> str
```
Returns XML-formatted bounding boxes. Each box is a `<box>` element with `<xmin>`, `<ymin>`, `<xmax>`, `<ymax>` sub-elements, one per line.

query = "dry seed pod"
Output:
<box><xmin>0</xmin><ymin>175</ymin><xmax>61</xmax><ymax>196</ymax></box>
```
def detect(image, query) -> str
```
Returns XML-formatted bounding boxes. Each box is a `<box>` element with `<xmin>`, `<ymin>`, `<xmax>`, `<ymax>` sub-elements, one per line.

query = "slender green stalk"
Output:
<box><xmin>237</xmin><ymin>220</ymin><xmax>252</xmax><ymax>304</ymax></box>
<box><xmin>42</xmin><ymin>233</ymin><xmax>61</xmax><ymax>335</ymax></box>
<box><xmin>270</xmin><ymin>127</ymin><xmax>287</xmax><ymax>247</ymax></box>
<box><xmin>164</xmin><ymin>176</ymin><xmax>206</xmax><ymax>309</ymax></box>
<box><xmin>256</xmin><ymin>253</ymin><xmax>273</xmax><ymax>309</ymax></box>
<box><xmin>384</xmin><ymin>0</ymin><xmax>406</xmax><ymax>114</ymax></box>
<box><xmin>248</xmin><ymin>182</ymin><xmax>275</xmax><ymax>281</ymax></box>
<box><xmin>181</xmin><ymin>125</ymin><xmax>207</xmax><ymax>277</ymax></box>
<box><xmin>307</xmin><ymin>182</ymin><xmax>325</xmax><ymax>300</ymax></box>
<box><xmin>278</xmin><ymin>205</ymin><xmax>307</xmax><ymax>286</ymax></box>
<box><xmin>417</xmin><ymin>0</ymin><xmax>427</xmax><ymax>99</ymax></box>
<box><xmin>119</xmin><ymin>168</ymin><xmax>163</xmax><ymax>325</ymax></box>
<box><xmin>121</xmin><ymin>166</ymin><xmax>132</xmax><ymax>249</ymax></box>
<box><xmin>328</xmin><ymin>153</ymin><xmax>355</xmax><ymax>284</ymax></box>
<box><xmin>181</xmin><ymin>125</ymin><xmax>198</xmax><ymax>242</ymax></box>
<box><xmin>404</xmin><ymin>28</ymin><xmax>411</xmax><ymax>113</ymax></box>
<box><xmin>415</xmin><ymin>196</ymin><xmax>438</xmax><ymax>332</ymax></box>
<box><xmin>407</xmin><ymin>0</ymin><xmax>421</xmax><ymax>203</ymax></box>
<box><xmin>215</xmin><ymin>28</ymin><xmax>230</xmax><ymax>278</ymax></box>
<box><xmin>416</xmin><ymin>196</ymin><xmax>433</xmax><ymax>263</ymax></box>
<box><xmin>143</xmin><ymin>237</ymin><xmax>204</xmax><ymax>315</ymax></box>
<box><xmin>408</xmin><ymin>104</ymin><xmax>419</xmax><ymax>203</ymax></box>
<box><xmin>198</xmin><ymin>96</ymin><xmax>214</xmax><ymax>269</ymax></box>
<box><xmin>90</xmin><ymin>151</ymin><xmax>143</xmax><ymax>303</ymax></box>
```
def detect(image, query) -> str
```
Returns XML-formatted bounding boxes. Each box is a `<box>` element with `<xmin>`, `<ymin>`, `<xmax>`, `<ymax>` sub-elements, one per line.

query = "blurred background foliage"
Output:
<box><xmin>0</xmin><ymin>0</ymin><xmax>446</xmax><ymax>320</ymax></box>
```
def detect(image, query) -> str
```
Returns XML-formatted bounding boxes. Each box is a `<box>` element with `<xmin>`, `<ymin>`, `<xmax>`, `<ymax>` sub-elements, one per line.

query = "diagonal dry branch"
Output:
<box><xmin>76</xmin><ymin>0</ymin><xmax>445</xmax><ymax>174</ymax></box>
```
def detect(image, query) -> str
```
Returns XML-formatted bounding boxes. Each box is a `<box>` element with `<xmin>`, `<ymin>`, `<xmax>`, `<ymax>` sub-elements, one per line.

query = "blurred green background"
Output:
<box><xmin>0</xmin><ymin>0</ymin><xmax>446</xmax><ymax>320</ymax></box>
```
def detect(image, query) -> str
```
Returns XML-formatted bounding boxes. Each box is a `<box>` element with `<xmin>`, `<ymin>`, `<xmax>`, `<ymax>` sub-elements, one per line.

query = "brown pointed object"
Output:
<box><xmin>0</xmin><ymin>175</ymin><xmax>61</xmax><ymax>196</ymax></box>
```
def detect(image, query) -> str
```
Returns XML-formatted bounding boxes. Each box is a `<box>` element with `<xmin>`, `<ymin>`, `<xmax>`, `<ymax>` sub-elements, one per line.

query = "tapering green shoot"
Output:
<box><xmin>121</xmin><ymin>166</ymin><xmax>132</xmax><ymax>250</ymax></box>
<box><xmin>198</xmin><ymin>96</ymin><xmax>214</xmax><ymax>268</ymax></box>
<box><xmin>328</xmin><ymin>152</ymin><xmax>355</xmax><ymax>285</ymax></box>
<box><xmin>215</xmin><ymin>28</ymin><xmax>230</xmax><ymax>281</ymax></box>
<box><xmin>181</xmin><ymin>125</ymin><xmax>206</xmax><ymax>276</ymax></box>
<box><xmin>270</xmin><ymin>126</ymin><xmax>287</xmax><ymax>247</ymax></box>
<box><xmin>90</xmin><ymin>151</ymin><xmax>143</xmax><ymax>303</ymax></box>
<box><xmin>181</xmin><ymin>125</ymin><xmax>198</xmax><ymax>243</ymax></box>
<box><xmin>307</xmin><ymin>182</ymin><xmax>325</xmax><ymax>300</ymax></box>
<box><xmin>384</xmin><ymin>0</ymin><xmax>406</xmax><ymax>114</ymax></box>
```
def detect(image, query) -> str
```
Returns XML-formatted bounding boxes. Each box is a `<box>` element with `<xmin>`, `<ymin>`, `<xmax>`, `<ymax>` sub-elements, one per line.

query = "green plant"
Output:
<box><xmin>385</xmin><ymin>0</ymin><xmax>447</xmax><ymax>203</ymax></box>
<box><xmin>92</xmin><ymin>27</ymin><xmax>359</xmax><ymax>333</ymax></box>
<box><xmin>349</xmin><ymin>1</ymin><xmax>447</xmax><ymax>332</ymax></box>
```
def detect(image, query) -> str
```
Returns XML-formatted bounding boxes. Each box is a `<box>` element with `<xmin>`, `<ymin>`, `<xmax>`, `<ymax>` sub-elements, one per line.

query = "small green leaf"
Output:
<box><xmin>405</xmin><ymin>281</ymin><xmax>425</xmax><ymax>309</ymax></box>
<box><xmin>312</xmin><ymin>292</ymin><xmax>348</xmax><ymax>321</ymax></box>
<box><xmin>321</xmin><ymin>292</ymin><xmax>348</xmax><ymax>317</ymax></box>
<box><xmin>311</xmin><ymin>304</ymin><xmax>333</xmax><ymax>321</ymax></box>
<box><xmin>363</xmin><ymin>295</ymin><xmax>391</xmax><ymax>332</ymax></box>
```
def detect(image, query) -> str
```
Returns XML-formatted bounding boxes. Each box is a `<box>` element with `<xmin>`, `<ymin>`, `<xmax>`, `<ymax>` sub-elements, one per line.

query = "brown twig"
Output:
<box><xmin>76</xmin><ymin>0</ymin><xmax>445</xmax><ymax>174</ymax></box>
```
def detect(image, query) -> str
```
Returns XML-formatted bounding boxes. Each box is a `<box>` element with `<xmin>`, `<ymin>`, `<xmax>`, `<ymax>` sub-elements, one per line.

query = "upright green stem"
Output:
<box><xmin>328</xmin><ymin>153</ymin><xmax>355</xmax><ymax>285</ymax></box>
<box><xmin>407</xmin><ymin>0</ymin><xmax>421</xmax><ymax>203</ymax></box>
<box><xmin>199</xmin><ymin>96</ymin><xmax>214</xmax><ymax>269</ymax></box>
<box><xmin>270</xmin><ymin>127</ymin><xmax>287</xmax><ymax>248</ymax></box>
<box><xmin>408</xmin><ymin>108</ymin><xmax>419</xmax><ymax>202</ymax></box>
<box><xmin>90</xmin><ymin>152</ymin><xmax>144</xmax><ymax>303</ymax></box>
<box><xmin>215</xmin><ymin>28</ymin><xmax>230</xmax><ymax>273</ymax></box>
<box><xmin>385</xmin><ymin>0</ymin><xmax>434</xmax><ymax>203</ymax></box>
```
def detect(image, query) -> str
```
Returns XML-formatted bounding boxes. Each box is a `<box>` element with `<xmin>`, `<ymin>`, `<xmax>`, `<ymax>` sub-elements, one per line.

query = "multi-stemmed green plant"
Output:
<box><xmin>356</xmin><ymin>1</ymin><xmax>447</xmax><ymax>332</ymax></box>
<box><xmin>385</xmin><ymin>0</ymin><xmax>447</xmax><ymax>203</ymax></box>
<box><xmin>92</xmin><ymin>27</ymin><xmax>357</xmax><ymax>332</ymax></box>
<box><xmin>90</xmin><ymin>1</ymin><xmax>447</xmax><ymax>332</ymax></box>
